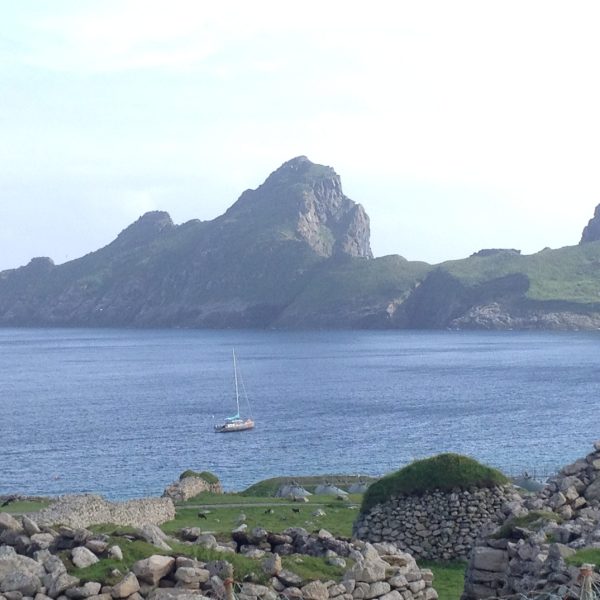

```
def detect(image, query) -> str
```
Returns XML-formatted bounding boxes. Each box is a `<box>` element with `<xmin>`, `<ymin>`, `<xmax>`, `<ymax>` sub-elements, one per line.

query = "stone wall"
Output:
<box><xmin>462</xmin><ymin>441</ymin><xmax>600</xmax><ymax>600</ymax></box>
<box><xmin>30</xmin><ymin>494</ymin><xmax>175</xmax><ymax>528</ymax></box>
<box><xmin>162</xmin><ymin>476</ymin><xmax>222</xmax><ymax>502</ymax></box>
<box><xmin>0</xmin><ymin>509</ymin><xmax>438</xmax><ymax>600</ymax></box>
<box><xmin>353</xmin><ymin>486</ymin><xmax>517</xmax><ymax>561</ymax></box>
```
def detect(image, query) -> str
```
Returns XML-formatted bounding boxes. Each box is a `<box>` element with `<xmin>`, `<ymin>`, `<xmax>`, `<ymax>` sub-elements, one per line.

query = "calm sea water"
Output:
<box><xmin>1</xmin><ymin>328</ymin><xmax>599</xmax><ymax>500</ymax></box>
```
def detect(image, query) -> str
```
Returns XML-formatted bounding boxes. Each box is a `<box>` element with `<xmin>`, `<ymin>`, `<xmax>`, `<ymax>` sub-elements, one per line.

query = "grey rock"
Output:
<box><xmin>110</xmin><ymin>574</ymin><xmax>139</xmax><ymax>599</ymax></box>
<box><xmin>277</xmin><ymin>570</ymin><xmax>304</xmax><ymax>587</ymax></box>
<box><xmin>65</xmin><ymin>583</ymin><xmax>102</xmax><ymax>599</ymax></box>
<box><xmin>0</xmin><ymin>514</ymin><xmax>23</xmax><ymax>534</ymax></box>
<box><xmin>107</xmin><ymin>547</ymin><xmax>122</xmax><ymax>561</ymax></box>
<box><xmin>21</xmin><ymin>518</ymin><xmax>41</xmax><ymax>538</ymax></box>
<box><xmin>261</xmin><ymin>554</ymin><xmax>282</xmax><ymax>577</ymax></box>
<box><xmin>147</xmin><ymin>590</ymin><xmax>211</xmax><ymax>600</ymax></box>
<box><xmin>301</xmin><ymin>581</ymin><xmax>329</xmax><ymax>600</ymax></box>
<box><xmin>139</xmin><ymin>525</ymin><xmax>171</xmax><ymax>551</ymax></box>
<box><xmin>84</xmin><ymin>541</ymin><xmax>107</xmax><ymax>555</ymax></box>
<box><xmin>1</xmin><ymin>572</ymin><xmax>41</xmax><ymax>597</ymax></box>
<box><xmin>45</xmin><ymin>573</ymin><xmax>80</xmax><ymax>599</ymax></box>
<box><xmin>471</xmin><ymin>547</ymin><xmax>508</xmax><ymax>573</ymax></box>
<box><xmin>71</xmin><ymin>548</ymin><xmax>98</xmax><ymax>569</ymax></box>
<box><xmin>584</xmin><ymin>478</ymin><xmax>600</xmax><ymax>502</ymax></box>
<box><xmin>132</xmin><ymin>556</ymin><xmax>175</xmax><ymax>585</ymax></box>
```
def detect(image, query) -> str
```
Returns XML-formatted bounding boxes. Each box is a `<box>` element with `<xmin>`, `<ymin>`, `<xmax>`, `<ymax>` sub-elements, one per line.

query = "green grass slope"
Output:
<box><xmin>362</xmin><ymin>454</ymin><xmax>508</xmax><ymax>512</ymax></box>
<box><xmin>442</xmin><ymin>242</ymin><xmax>600</xmax><ymax>305</ymax></box>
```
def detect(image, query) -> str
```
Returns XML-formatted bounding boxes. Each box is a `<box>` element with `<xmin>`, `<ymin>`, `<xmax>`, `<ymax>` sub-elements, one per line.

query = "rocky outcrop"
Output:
<box><xmin>30</xmin><ymin>494</ymin><xmax>175</xmax><ymax>528</ymax></box>
<box><xmin>353</xmin><ymin>486</ymin><xmax>517</xmax><ymax>561</ymax></box>
<box><xmin>462</xmin><ymin>441</ymin><xmax>600</xmax><ymax>600</ymax></box>
<box><xmin>162</xmin><ymin>476</ymin><xmax>222</xmax><ymax>503</ymax></box>
<box><xmin>245</xmin><ymin>156</ymin><xmax>372</xmax><ymax>259</ymax></box>
<box><xmin>580</xmin><ymin>204</ymin><xmax>600</xmax><ymax>243</ymax></box>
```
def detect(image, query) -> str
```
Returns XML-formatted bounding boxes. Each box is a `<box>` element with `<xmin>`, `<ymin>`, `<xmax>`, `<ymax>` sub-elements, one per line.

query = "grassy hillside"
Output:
<box><xmin>442</xmin><ymin>242</ymin><xmax>600</xmax><ymax>304</ymax></box>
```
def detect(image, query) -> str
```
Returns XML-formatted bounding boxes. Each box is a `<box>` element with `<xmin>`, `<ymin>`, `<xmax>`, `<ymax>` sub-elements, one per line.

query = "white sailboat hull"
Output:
<box><xmin>214</xmin><ymin>418</ymin><xmax>255</xmax><ymax>433</ymax></box>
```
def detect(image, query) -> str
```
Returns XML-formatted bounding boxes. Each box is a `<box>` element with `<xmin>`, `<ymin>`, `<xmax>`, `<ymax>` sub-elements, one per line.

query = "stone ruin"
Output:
<box><xmin>162</xmin><ymin>474</ymin><xmax>222</xmax><ymax>503</ymax></box>
<box><xmin>462</xmin><ymin>441</ymin><xmax>600</xmax><ymax>599</ymax></box>
<box><xmin>353</xmin><ymin>486</ymin><xmax>518</xmax><ymax>561</ymax></box>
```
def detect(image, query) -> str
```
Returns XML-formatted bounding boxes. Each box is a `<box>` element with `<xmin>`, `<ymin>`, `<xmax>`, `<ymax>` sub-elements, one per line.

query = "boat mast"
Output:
<box><xmin>233</xmin><ymin>349</ymin><xmax>240</xmax><ymax>417</ymax></box>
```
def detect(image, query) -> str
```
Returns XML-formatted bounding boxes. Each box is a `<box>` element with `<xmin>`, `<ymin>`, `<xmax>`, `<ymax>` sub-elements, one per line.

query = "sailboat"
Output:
<box><xmin>214</xmin><ymin>349</ymin><xmax>255</xmax><ymax>433</ymax></box>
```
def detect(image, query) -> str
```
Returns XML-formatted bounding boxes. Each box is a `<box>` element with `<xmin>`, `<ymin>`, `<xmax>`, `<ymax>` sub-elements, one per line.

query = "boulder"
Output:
<box><xmin>45</xmin><ymin>572</ymin><xmax>80</xmax><ymax>599</ymax></box>
<box><xmin>85</xmin><ymin>540</ymin><xmax>108</xmax><ymax>555</ymax></box>
<box><xmin>0</xmin><ymin>515</ymin><xmax>23</xmax><ymax>533</ymax></box>
<box><xmin>471</xmin><ymin>547</ymin><xmax>508</xmax><ymax>573</ymax></box>
<box><xmin>110</xmin><ymin>573</ymin><xmax>140</xmax><ymax>599</ymax></box>
<box><xmin>21</xmin><ymin>517</ymin><xmax>41</xmax><ymax>537</ymax></box>
<box><xmin>139</xmin><ymin>525</ymin><xmax>171</xmax><ymax>551</ymax></box>
<box><xmin>0</xmin><ymin>571</ymin><xmax>41</xmax><ymax>597</ymax></box>
<box><xmin>132</xmin><ymin>556</ymin><xmax>175</xmax><ymax>585</ymax></box>
<box><xmin>301</xmin><ymin>581</ymin><xmax>329</xmax><ymax>600</ymax></box>
<box><xmin>346</xmin><ymin>561</ymin><xmax>387</xmax><ymax>584</ymax></box>
<box><xmin>584</xmin><ymin>478</ymin><xmax>600</xmax><ymax>502</ymax></box>
<box><xmin>65</xmin><ymin>583</ymin><xmax>102</xmax><ymax>599</ymax></box>
<box><xmin>107</xmin><ymin>547</ymin><xmax>122</xmax><ymax>561</ymax></box>
<box><xmin>71</xmin><ymin>548</ymin><xmax>99</xmax><ymax>569</ymax></box>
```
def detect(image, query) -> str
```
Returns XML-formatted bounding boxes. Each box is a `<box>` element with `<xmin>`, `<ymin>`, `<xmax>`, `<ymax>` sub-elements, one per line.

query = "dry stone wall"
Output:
<box><xmin>30</xmin><ymin>494</ymin><xmax>175</xmax><ymax>528</ymax></box>
<box><xmin>0</xmin><ymin>508</ymin><xmax>438</xmax><ymax>600</ymax></box>
<box><xmin>353</xmin><ymin>486</ymin><xmax>517</xmax><ymax>561</ymax></box>
<box><xmin>462</xmin><ymin>441</ymin><xmax>600</xmax><ymax>600</ymax></box>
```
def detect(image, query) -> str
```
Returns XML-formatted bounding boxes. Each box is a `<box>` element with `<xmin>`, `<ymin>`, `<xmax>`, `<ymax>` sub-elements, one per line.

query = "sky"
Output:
<box><xmin>1</xmin><ymin>1</ymin><xmax>600</xmax><ymax>271</ymax></box>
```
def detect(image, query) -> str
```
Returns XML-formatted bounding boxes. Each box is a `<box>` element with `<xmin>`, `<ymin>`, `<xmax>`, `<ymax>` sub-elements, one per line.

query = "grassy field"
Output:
<box><xmin>422</xmin><ymin>562</ymin><xmax>466</xmax><ymax>600</ymax></box>
<box><xmin>163</xmin><ymin>501</ymin><xmax>358</xmax><ymax>539</ymax></box>
<box><xmin>0</xmin><ymin>499</ymin><xmax>51</xmax><ymax>514</ymax></box>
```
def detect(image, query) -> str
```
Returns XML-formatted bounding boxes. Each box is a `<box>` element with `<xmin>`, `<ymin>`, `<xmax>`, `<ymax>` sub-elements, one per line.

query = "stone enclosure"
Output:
<box><xmin>462</xmin><ymin>441</ymin><xmax>600</xmax><ymax>599</ymax></box>
<box><xmin>353</xmin><ymin>486</ymin><xmax>517</xmax><ymax>561</ymax></box>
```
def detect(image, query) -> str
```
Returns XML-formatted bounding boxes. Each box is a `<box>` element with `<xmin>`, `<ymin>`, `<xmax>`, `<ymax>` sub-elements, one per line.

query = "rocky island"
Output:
<box><xmin>2</xmin><ymin>156</ymin><xmax>600</xmax><ymax>330</ymax></box>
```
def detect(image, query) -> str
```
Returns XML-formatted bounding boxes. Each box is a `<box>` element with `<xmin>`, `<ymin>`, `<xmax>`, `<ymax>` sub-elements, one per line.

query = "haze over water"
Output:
<box><xmin>1</xmin><ymin>328</ymin><xmax>599</xmax><ymax>500</ymax></box>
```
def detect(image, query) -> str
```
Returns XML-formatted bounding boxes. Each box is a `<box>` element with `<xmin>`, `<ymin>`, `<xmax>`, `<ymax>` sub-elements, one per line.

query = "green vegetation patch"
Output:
<box><xmin>241</xmin><ymin>475</ymin><xmax>375</xmax><ymax>497</ymax></box>
<box><xmin>0</xmin><ymin>499</ymin><xmax>51</xmax><ymax>514</ymax></box>
<box><xmin>281</xmin><ymin>555</ymin><xmax>349</xmax><ymax>584</ymax></box>
<box><xmin>421</xmin><ymin>561</ymin><xmax>467</xmax><ymax>600</ymax></box>
<box><xmin>566</xmin><ymin>548</ymin><xmax>600</xmax><ymax>567</ymax></box>
<box><xmin>71</xmin><ymin>531</ymin><xmax>264</xmax><ymax>584</ymax></box>
<box><xmin>491</xmin><ymin>511</ymin><xmax>562</xmax><ymax>540</ymax></box>
<box><xmin>362</xmin><ymin>454</ymin><xmax>508</xmax><ymax>512</ymax></box>
<box><xmin>179</xmin><ymin>470</ymin><xmax>220</xmax><ymax>484</ymax></box>
<box><xmin>162</xmin><ymin>501</ymin><xmax>358</xmax><ymax>539</ymax></box>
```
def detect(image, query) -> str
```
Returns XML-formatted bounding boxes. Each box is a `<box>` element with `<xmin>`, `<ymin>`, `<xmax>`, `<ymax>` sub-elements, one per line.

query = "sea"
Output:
<box><xmin>1</xmin><ymin>328</ymin><xmax>599</xmax><ymax>500</ymax></box>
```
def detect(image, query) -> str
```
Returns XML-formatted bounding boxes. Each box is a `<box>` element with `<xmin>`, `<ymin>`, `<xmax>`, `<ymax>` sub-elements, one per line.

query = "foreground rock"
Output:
<box><xmin>0</xmin><ymin>507</ymin><xmax>438</xmax><ymax>600</ymax></box>
<box><xmin>462</xmin><ymin>441</ymin><xmax>600</xmax><ymax>599</ymax></box>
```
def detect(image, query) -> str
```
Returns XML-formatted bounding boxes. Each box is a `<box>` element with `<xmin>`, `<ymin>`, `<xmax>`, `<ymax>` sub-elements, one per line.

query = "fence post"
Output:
<box><xmin>579</xmin><ymin>564</ymin><xmax>595</xmax><ymax>600</ymax></box>
<box><xmin>224</xmin><ymin>563</ymin><xmax>235</xmax><ymax>600</ymax></box>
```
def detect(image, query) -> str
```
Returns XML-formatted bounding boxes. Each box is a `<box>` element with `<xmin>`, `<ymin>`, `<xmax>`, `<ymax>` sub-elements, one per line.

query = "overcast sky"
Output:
<box><xmin>1</xmin><ymin>1</ymin><xmax>600</xmax><ymax>271</ymax></box>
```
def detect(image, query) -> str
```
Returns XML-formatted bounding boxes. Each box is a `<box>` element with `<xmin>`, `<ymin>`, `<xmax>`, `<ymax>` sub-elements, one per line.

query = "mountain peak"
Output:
<box><xmin>114</xmin><ymin>211</ymin><xmax>174</xmax><ymax>248</ymax></box>
<box><xmin>580</xmin><ymin>204</ymin><xmax>600</xmax><ymax>244</ymax></box>
<box><xmin>229</xmin><ymin>157</ymin><xmax>372</xmax><ymax>259</ymax></box>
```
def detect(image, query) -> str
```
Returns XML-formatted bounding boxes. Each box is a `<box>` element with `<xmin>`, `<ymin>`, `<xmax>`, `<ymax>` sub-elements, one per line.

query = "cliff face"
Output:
<box><xmin>580</xmin><ymin>203</ymin><xmax>600</xmax><ymax>243</ymax></box>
